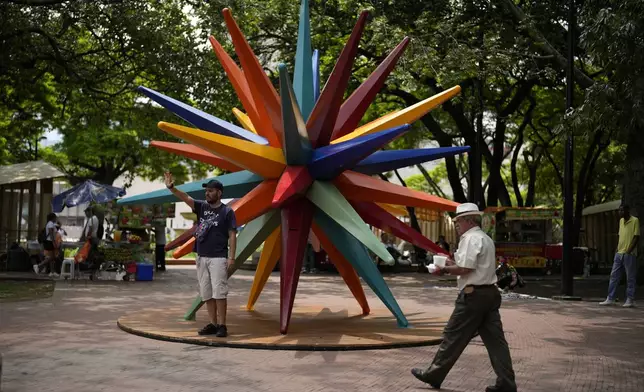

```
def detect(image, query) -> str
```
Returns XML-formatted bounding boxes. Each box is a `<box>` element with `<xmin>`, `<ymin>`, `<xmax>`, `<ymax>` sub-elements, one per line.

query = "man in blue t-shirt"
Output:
<box><xmin>164</xmin><ymin>172</ymin><xmax>237</xmax><ymax>337</ymax></box>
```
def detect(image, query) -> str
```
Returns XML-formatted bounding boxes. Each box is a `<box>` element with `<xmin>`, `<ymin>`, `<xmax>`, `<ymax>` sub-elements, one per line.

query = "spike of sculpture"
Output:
<box><xmin>119</xmin><ymin>0</ymin><xmax>470</xmax><ymax>334</ymax></box>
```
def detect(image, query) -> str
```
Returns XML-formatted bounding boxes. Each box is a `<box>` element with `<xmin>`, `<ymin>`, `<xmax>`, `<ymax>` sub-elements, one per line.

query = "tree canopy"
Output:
<box><xmin>1</xmin><ymin>0</ymin><xmax>637</xmax><ymax>248</ymax></box>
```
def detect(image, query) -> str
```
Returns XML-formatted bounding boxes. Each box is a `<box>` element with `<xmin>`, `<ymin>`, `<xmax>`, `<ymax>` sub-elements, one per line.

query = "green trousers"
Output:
<box><xmin>424</xmin><ymin>286</ymin><xmax>516</xmax><ymax>390</ymax></box>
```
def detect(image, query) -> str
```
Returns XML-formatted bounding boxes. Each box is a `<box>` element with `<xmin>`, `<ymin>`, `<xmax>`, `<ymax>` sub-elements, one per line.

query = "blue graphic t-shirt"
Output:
<box><xmin>193</xmin><ymin>201</ymin><xmax>237</xmax><ymax>258</ymax></box>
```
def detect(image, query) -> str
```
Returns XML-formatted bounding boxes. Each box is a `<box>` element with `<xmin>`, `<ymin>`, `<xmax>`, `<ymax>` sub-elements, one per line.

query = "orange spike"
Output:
<box><xmin>173</xmin><ymin>237</ymin><xmax>195</xmax><ymax>259</ymax></box>
<box><xmin>229</xmin><ymin>180</ymin><xmax>278</xmax><ymax>225</ymax></box>
<box><xmin>334</xmin><ymin>171</ymin><xmax>459</xmax><ymax>211</ymax></box>
<box><xmin>312</xmin><ymin>222</ymin><xmax>370</xmax><ymax>315</ymax></box>
<box><xmin>158</xmin><ymin>122</ymin><xmax>286</xmax><ymax>179</ymax></box>
<box><xmin>150</xmin><ymin>141</ymin><xmax>243</xmax><ymax>172</ymax></box>
<box><xmin>222</xmin><ymin>8</ymin><xmax>283</xmax><ymax>148</ymax></box>
<box><xmin>208</xmin><ymin>36</ymin><xmax>261</xmax><ymax>131</ymax></box>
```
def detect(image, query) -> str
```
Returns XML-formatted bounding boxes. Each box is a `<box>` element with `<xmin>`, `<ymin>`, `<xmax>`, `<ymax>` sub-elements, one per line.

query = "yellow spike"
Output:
<box><xmin>247</xmin><ymin>226</ymin><xmax>281</xmax><ymax>310</ymax></box>
<box><xmin>332</xmin><ymin>86</ymin><xmax>462</xmax><ymax>144</ymax></box>
<box><xmin>232</xmin><ymin>108</ymin><xmax>258</xmax><ymax>134</ymax></box>
<box><xmin>377</xmin><ymin>203</ymin><xmax>409</xmax><ymax>217</ymax></box>
<box><xmin>158</xmin><ymin>122</ymin><xmax>286</xmax><ymax>179</ymax></box>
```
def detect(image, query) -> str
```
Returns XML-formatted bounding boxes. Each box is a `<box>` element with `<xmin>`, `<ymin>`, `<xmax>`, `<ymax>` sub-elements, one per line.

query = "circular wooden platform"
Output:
<box><xmin>118</xmin><ymin>305</ymin><xmax>447</xmax><ymax>351</ymax></box>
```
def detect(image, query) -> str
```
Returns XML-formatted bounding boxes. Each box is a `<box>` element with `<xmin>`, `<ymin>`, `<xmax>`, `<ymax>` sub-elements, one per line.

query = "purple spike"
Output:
<box><xmin>308</xmin><ymin>124</ymin><xmax>411</xmax><ymax>180</ymax></box>
<box><xmin>354</xmin><ymin>146</ymin><xmax>471</xmax><ymax>175</ymax></box>
<box><xmin>138</xmin><ymin>86</ymin><xmax>268</xmax><ymax>145</ymax></box>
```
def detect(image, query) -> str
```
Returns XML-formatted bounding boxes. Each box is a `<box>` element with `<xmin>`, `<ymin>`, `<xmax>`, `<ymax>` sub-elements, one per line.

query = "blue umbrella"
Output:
<box><xmin>52</xmin><ymin>180</ymin><xmax>126</xmax><ymax>213</ymax></box>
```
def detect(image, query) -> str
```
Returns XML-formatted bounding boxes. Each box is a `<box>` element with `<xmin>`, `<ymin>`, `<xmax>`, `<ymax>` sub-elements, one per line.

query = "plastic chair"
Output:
<box><xmin>60</xmin><ymin>259</ymin><xmax>74</xmax><ymax>280</ymax></box>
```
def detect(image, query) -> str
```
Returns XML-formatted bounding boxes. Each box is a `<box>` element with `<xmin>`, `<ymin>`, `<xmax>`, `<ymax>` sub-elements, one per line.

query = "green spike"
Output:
<box><xmin>183</xmin><ymin>295</ymin><xmax>204</xmax><ymax>321</ymax></box>
<box><xmin>228</xmin><ymin>210</ymin><xmax>281</xmax><ymax>277</ymax></box>
<box><xmin>293</xmin><ymin>0</ymin><xmax>314</xmax><ymax>121</ymax></box>
<box><xmin>306</xmin><ymin>181</ymin><xmax>394</xmax><ymax>263</ymax></box>
<box><xmin>279</xmin><ymin>64</ymin><xmax>312</xmax><ymax>165</ymax></box>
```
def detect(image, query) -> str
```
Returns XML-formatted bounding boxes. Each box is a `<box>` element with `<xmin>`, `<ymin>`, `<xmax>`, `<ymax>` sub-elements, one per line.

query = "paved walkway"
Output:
<box><xmin>1</xmin><ymin>267</ymin><xmax>643</xmax><ymax>392</ymax></box>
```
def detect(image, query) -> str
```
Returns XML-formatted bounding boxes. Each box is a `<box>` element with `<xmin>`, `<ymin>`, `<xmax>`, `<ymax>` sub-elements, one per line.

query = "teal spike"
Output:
<box><xmin>228</xmin><ymin>210</ymin><xmax>281</xmax><ymax>277</ymax></box>
<box><xmin>183</xmin><ymin>295</ymin><xmax>204</xmax><ymax>321</ymax></box>
<box><xmin>306</xmin><ymin>181</ymin><xmax>394</xmax><ymax>263</ymax></box>
<box><xmin>293</xmin><ymin>0</ymin><xmax>315</xmax><ymax>120</ymax></box>
<box><xmin>278</xmin><ymin>64</ymin><xmax>312</xmax><ymax>165</ymax></box>
<box><xmin>314</xmin><ymin>209</ymin><xmax>409</xmax><ymax>327</ymax></box>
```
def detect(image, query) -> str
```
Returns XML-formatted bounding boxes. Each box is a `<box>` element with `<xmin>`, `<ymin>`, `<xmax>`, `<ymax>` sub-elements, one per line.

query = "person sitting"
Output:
<box><xmin>496</xmin><ymin>258</ymin><xmax>524</xmax><ymax>292</ymax></box>
<box><xmin>437</xmin><ymin>235</ymin><xmax>451</xmax><ymax>253</ymax></box>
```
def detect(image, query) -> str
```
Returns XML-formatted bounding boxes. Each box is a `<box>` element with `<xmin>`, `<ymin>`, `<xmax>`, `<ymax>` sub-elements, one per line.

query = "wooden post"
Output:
<box><xmin>38</xmin><ymin>179</ymin><xmax>53</xmax><ymax>231</ymax></box>
<box><xmin>7</xmin><ymin>185</ymin><xmax>18</xmax><ymax>246</ymax></box>
<box><xmin>17</xmin><ymin>184</ymin><xmax>24</xmax><ymax>242</ymax></box>
<box><xmin>27</xmin><ymin>181</ymin><xmax>37</xmax><ymax>240</ymax></box>
<box><xmin>0</xmin><ymin>185</ymin><xmax>5</xmax><ymax>250</ymax></box>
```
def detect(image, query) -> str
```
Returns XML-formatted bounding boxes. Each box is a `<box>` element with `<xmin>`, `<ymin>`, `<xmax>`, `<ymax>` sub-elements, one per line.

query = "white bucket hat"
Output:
<box><xmin>454</xmin><ymin>202</ymin><xmax>483</xmax><ymax>219</ymax></box>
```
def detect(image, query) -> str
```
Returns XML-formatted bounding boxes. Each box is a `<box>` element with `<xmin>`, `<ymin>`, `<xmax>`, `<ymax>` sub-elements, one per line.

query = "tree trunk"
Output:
<box><xmin>624</xmin><ymin>127</ymin><xmax>644</xmax><ymax>282</ymax></box>
<box><xmin>524</xmin><ymin>154</ymin><xmax>541</xmax><ymax>207</ymax></box>
<box><xmin>510</xmin><ymin>129</ymin><xmax>525</xmax><ymax>207</ymax></box>
<box><xmin>416</xmin><ymin>164</ymin><xmax>447</xmax><ymax>198</ymax></box>
<box><xmin>487</xmin><ymin>120</ymin><xmax>508</xmax><ymax>206</ymax></box>
<box><xmin>393</xmin><ymin>169</ymin><xmax>428</xmax><ymax>260</ymax></box>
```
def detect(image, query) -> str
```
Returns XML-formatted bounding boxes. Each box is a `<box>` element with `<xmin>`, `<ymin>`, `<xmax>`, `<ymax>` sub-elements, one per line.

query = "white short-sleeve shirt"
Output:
<box><xmin>85</xmin><ymin>215</ymin><xmax>99</xmax><ymax>238</ymax></box>
<box><xmin>45</xmin><ymin>221</ymin><xmax>57</xmax><ymax>241</ymax></box>
<box><xmin>454</xmin><ymin>226</ymin><xmax>498</xmax><ymax>290</ymax></box>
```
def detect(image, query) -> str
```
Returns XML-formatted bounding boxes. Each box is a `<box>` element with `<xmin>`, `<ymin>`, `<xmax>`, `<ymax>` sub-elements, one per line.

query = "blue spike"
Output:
<box><xmin>355</xmin><ymin>146</ymin><xmax>471</xmax><ymax>175</ymax></box>
<box><xmin>308</xmin><ymin>124</ymin><xmax>411</xmax><ymax>180</ymax></box>
<box><xmin>138</xmin><ymin>86</ymin><xmax>268</xmax><ymax>145</ymax></box>
<box><xmin>278</xmin><ymin>64</ymin><xmax>313</xmax><ymax>165</ymax></box>
<box><xmin>313</xmin><ymin>208</ymin><xmax>409</xmax><ymax>327</ymax></box>
<box><xmin>117</xmin><ymin>171</ymin><xmax>263</xmax><ymax>205</ymax></box>
<box><xmin>312</xmin><ymin>49</ymin><xmax>320</xmax><ymax>103</ymax></box>
<box><xmin>293</xmin><ymin>0</ymin><xmax>314</xmax><ymax>120</ymax></box>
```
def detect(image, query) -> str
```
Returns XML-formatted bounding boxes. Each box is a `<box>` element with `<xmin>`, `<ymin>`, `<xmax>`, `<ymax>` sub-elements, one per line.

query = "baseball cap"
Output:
<box><xmin>202</xmin><ymin>179</ymin><xmax>224</xmax><ymax>191</ymax></box>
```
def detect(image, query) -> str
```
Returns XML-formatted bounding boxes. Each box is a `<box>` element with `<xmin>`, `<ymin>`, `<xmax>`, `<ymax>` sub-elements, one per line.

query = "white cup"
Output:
<box><xmin>433</xmin><ymin>255</ymin><xmax>447</xmax><ymax>268</ymax></box>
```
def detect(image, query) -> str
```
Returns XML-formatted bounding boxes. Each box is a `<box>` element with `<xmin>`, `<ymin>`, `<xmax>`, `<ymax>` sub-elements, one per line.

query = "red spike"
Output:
<box><xmin>351</xmin><ymin>201</ymin><xmax>448</xmax><ymax>255</ymax></box>
<box><xmin>332</xmin><ymin>37</ymin><xmax>410</xmax><ymax>140</ymax></box>
<box><xmin>279</xmin><ymin>198</ymin><xmax>314</xmax><ymax>334</ymax></box>
<box><xmin>306</xmin><ymin>11</ymin><xmax>369</xmax><ymax>148</ymax></box>
<box><xmin>334</xmin><ymin>171</ymin><xmax>459</xmax><ymax>211</ymax></box>
<box><xmin>271</xmin><ymin>166</ymin><xmax>313</xmax><ymax>208</ymax></box>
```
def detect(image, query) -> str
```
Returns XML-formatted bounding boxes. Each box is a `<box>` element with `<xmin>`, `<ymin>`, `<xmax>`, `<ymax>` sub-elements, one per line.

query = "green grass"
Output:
<box><xmin>0</xmin><ymin>281</ymin><xmax>55</xmax><ymax>302</ymax></box>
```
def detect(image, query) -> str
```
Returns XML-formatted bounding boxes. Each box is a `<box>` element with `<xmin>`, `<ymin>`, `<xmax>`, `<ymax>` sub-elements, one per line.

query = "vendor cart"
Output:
<box><xmin>482</xmin><ymin>207</ymin><xmax>561</xmax><ymax>273</ymax></box>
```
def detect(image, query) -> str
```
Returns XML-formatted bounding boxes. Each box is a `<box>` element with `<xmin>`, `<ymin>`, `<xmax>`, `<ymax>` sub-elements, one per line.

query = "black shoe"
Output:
<box><xmin>485</xmin><ymin>386</ymin><xmax>517</xmax><ymax>392</ymax></box>
<box><xmin>216</xmin><ymin>325</ymin><xmax>228</xmax><ymax>338</ymax></box>
<box><xmin>198</xmin><ymin>323</ymin><xmax>219</xmax><ymax>335</ymax></box>
<box><xmin>411</xmin><ymin>368</ymin><xmax>440</xmax><ymax>389</ymax></box>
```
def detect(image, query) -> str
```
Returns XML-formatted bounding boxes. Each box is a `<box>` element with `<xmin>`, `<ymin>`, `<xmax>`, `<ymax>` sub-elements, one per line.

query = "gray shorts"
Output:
<box><xmin>196</xmin><ymin>256</ymin><xmax>229</xmax><ymax>300</ymax></box>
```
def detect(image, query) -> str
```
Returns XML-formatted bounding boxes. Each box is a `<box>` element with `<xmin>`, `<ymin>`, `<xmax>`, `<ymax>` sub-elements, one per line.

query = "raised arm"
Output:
<box><xmin>164</xmin><ymin>172</ymin><xmax>195</xmax><ymax>210</ymax></box>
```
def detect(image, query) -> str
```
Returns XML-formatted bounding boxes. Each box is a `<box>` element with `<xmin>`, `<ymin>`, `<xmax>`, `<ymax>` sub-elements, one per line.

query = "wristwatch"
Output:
<box><xmin>167</xmin><ymin>183</ymin><xmax>174</xmax><ymax>189</ymax></box>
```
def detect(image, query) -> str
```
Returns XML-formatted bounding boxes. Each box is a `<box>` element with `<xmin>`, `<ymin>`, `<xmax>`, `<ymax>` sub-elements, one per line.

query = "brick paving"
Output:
<box><xmin>1</xmin><ymin>267</ymin><xmax>643</xmax><ymax>392</ymax></box>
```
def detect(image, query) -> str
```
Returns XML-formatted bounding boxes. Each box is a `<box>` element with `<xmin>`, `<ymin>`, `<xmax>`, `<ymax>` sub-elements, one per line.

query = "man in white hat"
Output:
<box><xmin>411</xmin><ymin>203</ymin><xmax>517</xmax><ymax>392</ymax></box>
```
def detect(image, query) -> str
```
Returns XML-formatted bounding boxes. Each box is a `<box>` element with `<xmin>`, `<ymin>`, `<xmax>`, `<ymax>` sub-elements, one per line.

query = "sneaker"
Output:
<box><xmin>198</xmin><ymin>323</ymin><xmax>219</xmax><ymax>336</ymax></box>
<box><xmin>216</xmin><ymin>325</ymin><xmax>228</xmax><ymax>338</ymax></box>
<box><xmin>599</xmin><ymin>298</ymin><xmax>616</xmax><ymax>306</ymax></box>
<box><xmin>623</xmin><ymin>299</ymin><xmax>635</xmax><ymax>308</ymax></box>
<box><xmin>33</xmin><ymin>265</ymin><xmax>39</xmax><ymax>274</ymax></box>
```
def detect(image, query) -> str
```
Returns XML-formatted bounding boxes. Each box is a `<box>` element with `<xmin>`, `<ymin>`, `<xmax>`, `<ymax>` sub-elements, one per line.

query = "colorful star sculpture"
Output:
<box><xmin>118</xmin><ymin>0</ymin><xmax>470</xmax><ymax>334</ymax></box>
